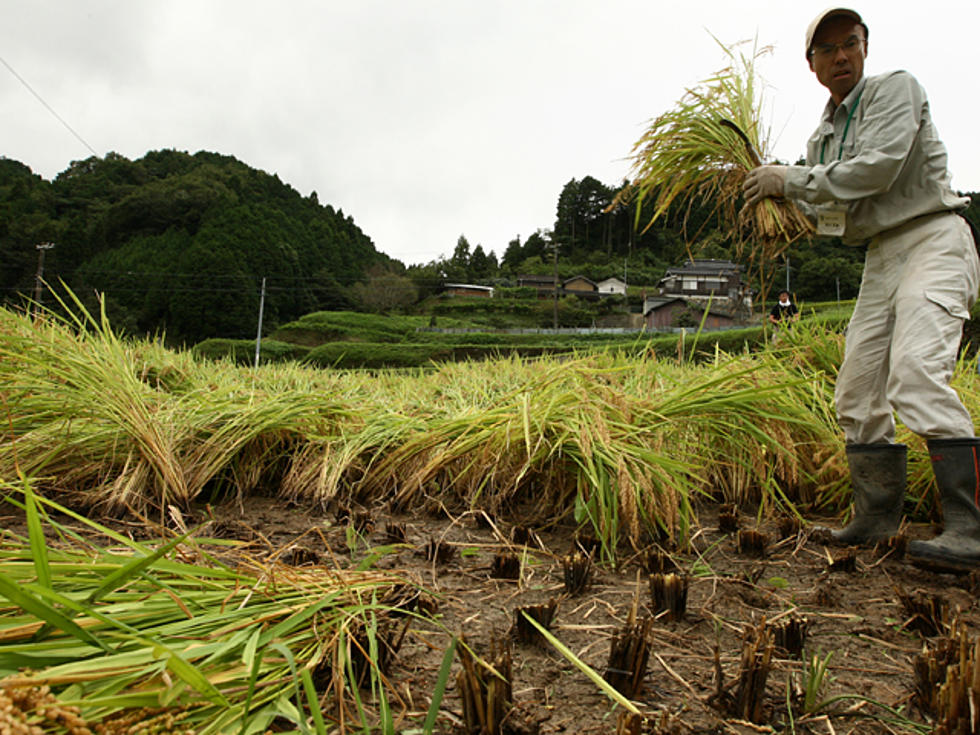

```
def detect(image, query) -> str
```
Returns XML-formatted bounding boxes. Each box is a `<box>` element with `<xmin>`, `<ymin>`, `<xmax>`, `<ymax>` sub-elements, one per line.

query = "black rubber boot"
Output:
<box><xmin>909</xmin><ymin>438</ymin><xmax>980</xmax><ymax>572</ymax></box>
<box><xmin>825</xmin><ymin>443</ymin><xmax>907</xmax><ymax>545</ymax></box>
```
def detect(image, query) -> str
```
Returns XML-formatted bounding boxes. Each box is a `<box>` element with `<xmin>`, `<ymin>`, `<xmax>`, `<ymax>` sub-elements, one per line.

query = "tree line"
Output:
<box><xmin>3</xmin><ymin>151</ymin><xmax>979</xmax><ymax>343</ymax></box>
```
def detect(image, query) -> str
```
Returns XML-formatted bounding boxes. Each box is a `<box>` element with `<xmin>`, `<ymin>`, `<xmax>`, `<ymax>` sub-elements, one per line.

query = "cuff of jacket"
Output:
<box><xmin>782</xmin><ymin>165</ymin><xmax>811</xmax><ymax>201</ymax></box>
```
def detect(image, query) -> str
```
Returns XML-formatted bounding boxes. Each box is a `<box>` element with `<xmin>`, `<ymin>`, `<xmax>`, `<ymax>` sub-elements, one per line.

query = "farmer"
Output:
<box><xmin>769</xmin><ymin>290</ymin><xmax>799</xmax><ymax>327</ymax></box>
<box><xmin>742</xmin><ymin>8</ymin><xmax>980</xmax><ymax>570</ymax></box>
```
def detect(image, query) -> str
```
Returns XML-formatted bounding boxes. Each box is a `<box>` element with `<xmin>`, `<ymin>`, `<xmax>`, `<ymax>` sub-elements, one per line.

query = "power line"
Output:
<box><xmin>66</xmin><ymin>269</ymin><xmax>460</xmax><ymax>287</ymax></box>
<box><xmin>1</xmin><ymin>54</ymin><xmax>99</xmax><ymax>157</ymax></box>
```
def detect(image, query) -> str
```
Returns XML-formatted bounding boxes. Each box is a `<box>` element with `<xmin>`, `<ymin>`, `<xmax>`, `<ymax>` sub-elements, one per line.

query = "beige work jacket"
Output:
<box><xmin>783</xmin><ymin>71</ymin><xmax>968</xmax><ymax>245</ymax></box>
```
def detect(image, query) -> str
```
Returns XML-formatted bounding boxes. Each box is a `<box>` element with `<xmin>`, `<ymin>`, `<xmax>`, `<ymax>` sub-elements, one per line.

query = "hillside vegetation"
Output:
<box><xmin>0</xmin><ymin>151</ymin><xmax>388</xmax><ymax>344</ymax></box>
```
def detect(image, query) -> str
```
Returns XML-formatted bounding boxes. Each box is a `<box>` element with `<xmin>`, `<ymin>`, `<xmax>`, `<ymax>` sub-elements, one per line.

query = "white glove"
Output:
<box><xmin>742</xmin><ymin>165</ymin><xmax>787</xmax><ymax>207</ymax></box>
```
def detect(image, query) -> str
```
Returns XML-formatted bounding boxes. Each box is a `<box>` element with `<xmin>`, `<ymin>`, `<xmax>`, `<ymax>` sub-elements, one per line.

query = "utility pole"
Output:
<box><xmin>784</xmin><ymin>255</ymin><xmax>791</xmax><ymax>293</ymax></box>
<box><xmin>254</xmin><ymin>277</ymin><xmax>266</xmax><ymax>369</ymax></box>
<box><xmin>33</xmin><ymin>242</ymin><xmax>55</xmax><ymax>316</ymax></box>
<box><xmin>550</xmin><ymin>240</ymin><xmax>559</xmax><ymax>330</ymax></box>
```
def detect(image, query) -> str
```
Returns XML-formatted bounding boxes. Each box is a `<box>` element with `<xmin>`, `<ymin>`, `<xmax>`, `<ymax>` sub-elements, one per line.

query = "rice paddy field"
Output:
<box><xmin>3</xmin><ymin>298</ymin><xmax>980</xmax><ymax>734</ymax></box>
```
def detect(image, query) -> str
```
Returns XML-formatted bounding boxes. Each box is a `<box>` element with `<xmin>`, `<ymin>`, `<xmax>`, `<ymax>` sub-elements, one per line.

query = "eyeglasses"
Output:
<box><xmin>809</xmin><ymin>35</ymin><xmax>865</xmax><ymax>60</ymax></box>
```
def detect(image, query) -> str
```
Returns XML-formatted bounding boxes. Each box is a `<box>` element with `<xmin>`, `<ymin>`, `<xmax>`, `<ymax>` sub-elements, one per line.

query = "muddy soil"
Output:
<box><xmin>4</xmin><ymin>496</ymin><xmax>975</xmax><ymax>734</ymax></box>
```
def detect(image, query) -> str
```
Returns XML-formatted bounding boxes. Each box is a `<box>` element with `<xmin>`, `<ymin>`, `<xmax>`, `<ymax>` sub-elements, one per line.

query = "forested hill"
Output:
<box><xmin>0</xmin><ymin>150</ymin><xmax>390</xmax><ymax>344</ymax></box>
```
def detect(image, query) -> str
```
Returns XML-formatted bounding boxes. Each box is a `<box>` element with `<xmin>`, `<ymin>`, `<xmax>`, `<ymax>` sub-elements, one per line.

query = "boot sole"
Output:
<box><xmin>908</xmin><ymin>547</ymin><xmax>980</xmax><ymax>573</ymax></box>
<box><xmin>811</xmin><ymin>525</ymin><xmax>900</xmax><ymax>548</ymax></box>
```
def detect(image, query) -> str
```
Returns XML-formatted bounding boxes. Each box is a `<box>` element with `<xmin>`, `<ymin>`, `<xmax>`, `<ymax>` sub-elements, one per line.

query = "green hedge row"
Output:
<box><xmin>192</xmin><ymin>339</ymin><xmax>310</xmax><ymax>365</ymax></box>
<box><xmin>193</xmin><ymin>303</ymin><xmax>969</xmax><ymax>370</ymax></box>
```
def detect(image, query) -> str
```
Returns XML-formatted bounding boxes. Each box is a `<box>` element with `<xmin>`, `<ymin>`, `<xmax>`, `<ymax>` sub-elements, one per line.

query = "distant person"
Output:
<box><xmin>742</xmin><ymin>8</ymin><xmax>980</xmax><ymax>570</ymax></box>
<box><xmin>769</xmin><ymin>291</ymin><xmax>799</xmax><ymax>327</ymax></box>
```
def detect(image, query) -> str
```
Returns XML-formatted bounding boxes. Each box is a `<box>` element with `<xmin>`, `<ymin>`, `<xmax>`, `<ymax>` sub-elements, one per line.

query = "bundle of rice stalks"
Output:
<box><xmin>616</xmin><ymin>37</ymin><xmax>812</xmax><ymax>280</ymax></box>
<box><xmin>0</xmin><ymin>483</ymin><xmax>430</xmax><ymax>734</ymax></box>
<box><xmin>0</xmin><ymin>296</ymin><xmax>360</xmax><ymax>515</ymax></box>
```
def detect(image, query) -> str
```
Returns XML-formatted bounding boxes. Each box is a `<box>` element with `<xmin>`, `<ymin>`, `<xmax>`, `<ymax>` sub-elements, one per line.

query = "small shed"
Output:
<box><xmin>643</xmin><ymin>297</ymin><xmax>689</xmax><ymax>329</ymax></box>
<box><xmin>597</xmin><ymin>277</ymin><xmax>627</xmax><ymax>295</ymax></box>
<box><xmin>643</xmin><ymin>297</ymin><xmax>739</xmax><ymax>330</ymax></box>
<box><xmin>562</xmin><ymin>275</ymin><xmax>597</xmax><ymax>294</ymax></box>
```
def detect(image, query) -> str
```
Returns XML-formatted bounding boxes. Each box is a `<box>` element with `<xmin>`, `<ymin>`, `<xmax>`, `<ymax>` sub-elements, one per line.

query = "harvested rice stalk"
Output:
<box><xmin>733</xmin><ymin>619</ymin><xmax>775</xmax><ymax>723</ymax></box>
<box><xmin>617</xmin><ymin>712</ymin><xmax>643</xmax><ymax>735</ymax></box>
<box><xmin>423</xmin><ymin>537</ymin><xmax>456</xmax><ymax>564</ymax></box>
<box><xmin>826</xmin><ymin>549</ymin><xmax>857</xmax><ymax>573</ymax></box>
<box><xmin>510</xmin><ymin>525</ymin><xmax>540</xmax><ymax>547</ymax></box>
<box><xmin>897</xmin><ymin>586</ymin><xmax>950</xmax><ymax>637</ymax></box>
<box><xmin>512</xmin><ymin>600</ymin><xmax>557</xmax><ymax>645</ymax></box>
<box><xmin>573</xmin><ymin>532</ymin><xmax>601</xmax><ymax>557</ymax></box>
<box><xmin>770</xmin><ymin>615</ymin><xmax>809</xmax><ymax>659</ymax></box>
<box><xmin>913</xmin><ymin>618</ymin><xmax>980</xmax><ymax>731</ymax></box>
<box><xmin>604</xmin><ymin>614</ymin><xmax>652</xmax><ymax>698</ymax></box>
<box><xmin>776</xmin><ymin>514</ymin><xmax>802</xmax><ymax>539</ymax></box>
<box><xmin>562</xmin><ymin>551</ymin><xmax>593</xmax><ymax>595</ymax></box>
<box><xmin>615</xmin><ymin>37</ymin><xmax>812</xmax><ymax>288</ymax></box>
<box><xmin>718</xmin><ymin>503</ymin><xmax>740</xmax><ymax>533</ymax></box>
<box><xmin>642</xmin><ymin>548</ymin><xmax>678</xmax><ymax>575</ymax></box>
<box><xmin>384</xmin><ymin>521</ymin><xmax>407</xmax><ymax>544</ymax></box>
<box><xmin>491</xmin><ymin>553</ymin><xmax>521</xmax><ymax>580</ymax></box>
<box><xmin>0</xmin><ymin>485</ymin><xmax>428</xmax><ymax>735</ymax></box>
<box><xmin>456</xmin><ymin>635</ymin><xmax>513</xmax><ymax>735</ymax></box>
<box><xmin>649</xmin><ymin>573</ymin><xmax>688</xmax><ymax>622</ymax></box>
<box><xmin>736</xmin><ymin>528</ymin><xmax>770</xmax><ymax>556</ymax></box>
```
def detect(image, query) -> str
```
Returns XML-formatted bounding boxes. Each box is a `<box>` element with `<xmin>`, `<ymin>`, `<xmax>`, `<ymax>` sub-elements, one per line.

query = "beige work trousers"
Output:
<box><xmin>836</xmin><ymin>212</ymin><xmax>980</xmax><ymax>444</ymax></box>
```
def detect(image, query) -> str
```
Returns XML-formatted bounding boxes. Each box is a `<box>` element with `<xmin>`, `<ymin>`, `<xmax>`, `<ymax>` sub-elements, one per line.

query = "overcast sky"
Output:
<box><xmin>3</xmin><ymin>1</ymin><xmax>979</xmax><ymax>266</ymax></box>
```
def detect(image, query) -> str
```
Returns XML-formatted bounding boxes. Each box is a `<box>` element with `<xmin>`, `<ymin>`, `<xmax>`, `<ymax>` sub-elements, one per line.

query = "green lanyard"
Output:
<box><xmin>819</xmin><ymin>87</ymin><xmax>864</xmax><ymax>164</ymax></box>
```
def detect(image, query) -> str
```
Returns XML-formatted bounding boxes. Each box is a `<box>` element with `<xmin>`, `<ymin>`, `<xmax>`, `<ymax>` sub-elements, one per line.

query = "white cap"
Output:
<box><xmin>805</xmin><ymin>7</ymin><xmax>866</xmax><ymax>58</ymax></box>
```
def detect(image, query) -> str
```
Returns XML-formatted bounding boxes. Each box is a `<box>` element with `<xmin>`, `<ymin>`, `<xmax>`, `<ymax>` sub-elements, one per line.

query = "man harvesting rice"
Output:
<box><xmin>743</xmin><ymin>8</ymin><xmax>980</xmax><ymax>570</ymax></box>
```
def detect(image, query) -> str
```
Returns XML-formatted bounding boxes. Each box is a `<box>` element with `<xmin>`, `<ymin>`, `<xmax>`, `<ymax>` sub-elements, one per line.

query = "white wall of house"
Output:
<box><xmin>597</xmin><ymin>277</ymin><xmax>627</xmax><ymax>295</ymax></box>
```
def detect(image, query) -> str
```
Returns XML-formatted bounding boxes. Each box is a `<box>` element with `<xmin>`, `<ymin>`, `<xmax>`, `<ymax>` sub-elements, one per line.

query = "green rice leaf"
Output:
<box><xmin>300</xmin><ymin>668</ymin><xmax>328</xmax><ymax>735</ymax></box>
<box><xmin>270</xmin><ymin>642</ymin><xmax>310</xmax><ymax>734</ymax></box>
<box><xmin>85</xmin><ymin>531</ymin><xmax>194</xmax><ymax>605</ymax></box>
<box><xmin>272</xmin><ymin>694</ymin><xmax>304</xmax><ymax>727</ymax></box>
<box><xmin>152</xmin><ymin>641</ymin><xmax>230</xmax><ymax>707</ymax></box>
<box><xmin>239</xmin><ymin>638</ymin><xmax>266</xmax><ymax>735</ymax></box>
<box><xmin>422</xmin><ymin>636</ymin><xmax>457</xmax><ymax>735</ymax></box>
<box><xmin>0</xmin><ymin>571</ymin><xmax>110</xmax><ymax>652</ymax></box>
<box><xmin>240</xmin><ymin>706</ymin><xmax>280</xmax><ymax>735</ymax></box>
<box><xmin>242</xmin><ymin>627</ymin><xmax>261</xmax><ymax>668</ymax></box>
<box><xmin>520</xmin><ymin>610</ymin><xmax>641</xmax><ymax>715</ymax></box>
<box><xmin>160</xmin><ymin>679</ymin><xmax>188</xmax><ymax>706</ymax></box>
<box><xmin>23</xmin><ymin>479</ymin><xmax>52</xmax><ymax>590</ymax></box>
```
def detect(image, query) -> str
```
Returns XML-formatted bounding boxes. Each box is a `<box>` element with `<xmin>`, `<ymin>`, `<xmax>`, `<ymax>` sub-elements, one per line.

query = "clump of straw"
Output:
<box><xmin>616</xmin><ymin>37</ymin><xmax>812</xmax><ymax>266</ymax></box>
<box><xmin>0</xmin><ymin>483</ymin><xmax>426</xmax><ymax>734</ymax></box>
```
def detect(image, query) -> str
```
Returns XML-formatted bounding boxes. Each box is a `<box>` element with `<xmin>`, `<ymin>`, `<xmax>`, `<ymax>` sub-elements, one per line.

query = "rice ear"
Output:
<box><xmin>615</xmin><ymin>36</ymin><xmax>814</xmax><ymax>277</ymax></box>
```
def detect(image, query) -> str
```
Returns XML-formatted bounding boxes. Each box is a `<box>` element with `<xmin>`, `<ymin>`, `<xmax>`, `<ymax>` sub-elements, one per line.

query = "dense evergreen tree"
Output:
<box><xmin>553</xmin><ymin>176</ymin><xmax>614</xmax><ymax>256</ymax></box>
<box><xmin>468</xmin><ymin>244</ymin><xmax>496</xmax><ymax>279</ymax></box>
<box><xmin>500</xmin><ymin>236</ymin><xmax>523</xmax><ymax>273</ymax></box>
<box><xmin>0</xmin><ymin>150</ymin><xmax>389</xmax><ymax>343</ymax></box>
<box><xmin>0</xmin><ymin>158</ymin><xmax>60</xmax><ymax>307</ymax></box>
